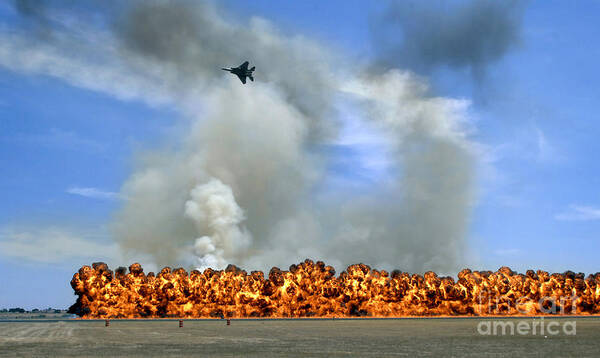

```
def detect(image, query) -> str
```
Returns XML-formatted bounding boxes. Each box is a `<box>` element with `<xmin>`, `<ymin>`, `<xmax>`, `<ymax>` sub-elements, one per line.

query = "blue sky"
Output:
<box><xmin>1</xmin><ymin>0</ymin><xmax>600</xmax><ymax>309</ymax></box>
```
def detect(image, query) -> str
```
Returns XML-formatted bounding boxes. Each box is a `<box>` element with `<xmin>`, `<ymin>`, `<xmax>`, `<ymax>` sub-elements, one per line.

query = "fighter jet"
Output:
<box><xmin>221</xmin><ymin>61</ymin><xmax>255</xmax><ymax>84</ymax></box>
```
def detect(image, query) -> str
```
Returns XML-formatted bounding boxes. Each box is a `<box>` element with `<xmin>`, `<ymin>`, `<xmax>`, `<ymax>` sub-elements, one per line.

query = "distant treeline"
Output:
<box><xmin>0</xmin><ymin>308</ymin><xmax>65</xmax><ymax>313</ymax></box>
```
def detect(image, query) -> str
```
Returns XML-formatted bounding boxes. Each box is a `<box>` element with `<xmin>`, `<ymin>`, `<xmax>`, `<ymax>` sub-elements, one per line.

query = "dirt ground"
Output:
<box><xmin>0</xmin><ymin>318</ymin><xmax>598</xmax><ymax>357</ymax></box>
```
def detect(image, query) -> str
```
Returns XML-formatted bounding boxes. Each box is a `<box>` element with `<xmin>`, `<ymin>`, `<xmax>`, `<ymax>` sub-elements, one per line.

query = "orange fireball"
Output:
<box><xmin>68</xmin><ymin>259</ymin><xmax>600</xmax><ymax>318</ymax></box>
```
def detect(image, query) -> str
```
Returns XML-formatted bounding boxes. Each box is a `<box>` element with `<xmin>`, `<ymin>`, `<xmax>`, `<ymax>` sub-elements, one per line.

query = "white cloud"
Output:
<box><xmin>0</xmin><ymin>227</ymin><xmax>119</xmax><ymax>264</ymax></box>
<box><xmin>486</xmin><ymin>124</ymin><xmax>563</xmax><ymax>170</ymax></box>
<box><xmin>66</xmin><ymin>187</ymin><xmax>120</xmax><ymax>200</ymax></box>
<box><xmin>534</xmin><ymin>125</ymin><xmax>561</xmax><ymax>163</ymax></box>
<box><xmin>555</xmin><ymin>205</ymin><xmax>600</xmax><ymax>221</ymax></box>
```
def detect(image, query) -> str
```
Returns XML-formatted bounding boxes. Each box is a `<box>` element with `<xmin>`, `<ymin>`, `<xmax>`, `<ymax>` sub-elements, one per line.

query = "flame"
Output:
<box><xmin>68</xmin><ymin>259</ymin><xmax>600</xmax><ymax>318</ymax></box>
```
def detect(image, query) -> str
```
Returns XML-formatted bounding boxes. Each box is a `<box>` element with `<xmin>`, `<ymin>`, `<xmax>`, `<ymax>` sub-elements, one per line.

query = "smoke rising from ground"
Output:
<box><xmin>185</xmin><ymin>178</ymin><xmax>252</xmax><ymax>270</ymax></box>
<box><xmin>110</xmin><ymin>0</ymin><xmax>475</xmax><ymax>273</ymax></box>
<box><xmin>325</xmin><ymin>72</ymin><xmax>473</xmax><ymax>271</ymax></box>
<box><xmin>371</xmin><ymin>0</ymin><xmax>526</xmax><ymax>80</ymax></box>
<box><xmin>2</xmin><ymin>0</ymin><xmax>478</xmax><ymax>273</ymax></box>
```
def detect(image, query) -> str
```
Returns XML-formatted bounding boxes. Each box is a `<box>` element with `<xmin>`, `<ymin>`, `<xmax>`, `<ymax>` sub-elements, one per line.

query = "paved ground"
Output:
<box><xmin>0</xmin><ymin>317</ymin><xmax>598</xmax><ymax>357</ymax></box>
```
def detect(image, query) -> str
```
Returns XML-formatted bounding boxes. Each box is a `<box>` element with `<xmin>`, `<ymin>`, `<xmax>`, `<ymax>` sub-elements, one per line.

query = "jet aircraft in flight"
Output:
<box><xmin>221</xmin><ymin>61</ymin><xmax>255</xmax><ymax>84</ymax></box>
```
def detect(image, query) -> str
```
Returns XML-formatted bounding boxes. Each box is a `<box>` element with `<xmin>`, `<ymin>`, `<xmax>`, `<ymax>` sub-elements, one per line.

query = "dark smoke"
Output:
<box><xmin>371</xmin><ymin>0</ymin><xmax>526</xmax><ymax>80</ymax></box>
<box><xmin>13</xmin><ymin>0</ymin><xmax>44</xmax><ymax>17</ymax></box>
<box><xmin>0</xmin><ymin>0</ymin><xmax>478</xmax><ymax>274</ymax></box>
<box><xmin>116</xmin><ymin>1</ymin><xmax>336</xmax><ymax>141</ymax></box>
<box><xmin>12</xmin><ymin>0</ymin><xmax>50</xmax><ymax>33</ymax></box>
<box><xmin>11</xmin><ymin>0</ymin><xmax>120</xmax><ymax>40</ymax></box>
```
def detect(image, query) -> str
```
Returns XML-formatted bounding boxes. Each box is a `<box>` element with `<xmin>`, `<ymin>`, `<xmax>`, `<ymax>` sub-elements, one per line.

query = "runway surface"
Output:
<box><xmin>1</xmin><ymin>317</ymin><xmax>598</xmax><ymax>357</ymax></box>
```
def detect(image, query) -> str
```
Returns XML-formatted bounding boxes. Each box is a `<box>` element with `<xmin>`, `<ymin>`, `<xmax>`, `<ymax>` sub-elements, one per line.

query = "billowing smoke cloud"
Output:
<box><xmin>330</xmin><ymin>72</ymin><xmax>473</xmax><ymax>271</ymax></box>
<box><xmin>371</xmin><ymin>0</ymin><xmax>526</xmax><ymax>79</ymax></box>
<box><xmin>116</xmin><ymin>1</ymin><xmax>336</xmax><ymax>141</ymax></box>
<box><xmin>1</xmin><ymin>0</ymin><xmax>477</xmax><ymax>273</ymax></box>
<box><xmin>109</xmin><ymin>0</ymin><xmax>475</xmax><ymax>273</ymax></box>
<box><xmin>111</xmin><ymin>0</ymin><xmax>335</xmax><ymax>268</ymax></box>
<box><xmin>112</xmin><ymin>71</ymin><xmax>318</xmax><ymax>268</ymax></box>
<box><xmin>185</xmin><ymin>178</ymin><xmax>252</xmax><ymax>270</ymax></box>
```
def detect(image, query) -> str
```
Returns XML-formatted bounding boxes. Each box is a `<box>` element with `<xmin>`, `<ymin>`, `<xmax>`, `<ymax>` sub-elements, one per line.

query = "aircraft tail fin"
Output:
<box><xmin>249</xmin><ymin>75</ymin><xmax>254</xmax><ymax>82</ymax></box>
<box><xmin>250</xmin><ymin>66</ymin><xmax>255</xmax><ymax>71</ymax></box>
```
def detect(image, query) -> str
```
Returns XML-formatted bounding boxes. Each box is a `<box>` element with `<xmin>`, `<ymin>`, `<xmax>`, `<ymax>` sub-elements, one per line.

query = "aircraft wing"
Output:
<box><xmin>236</xmin><ymin>74</ymin><xmax>247</xmax><ymax>84</ymax></box>
<box><xmin>239</xmin><ymin>61</ymin><xmax>249</xmax><ymax>71</ymax></box>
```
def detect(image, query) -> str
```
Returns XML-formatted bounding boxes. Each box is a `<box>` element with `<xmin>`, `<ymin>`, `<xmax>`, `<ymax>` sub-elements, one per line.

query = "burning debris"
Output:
<box><xmin>69</xmin><ymin>260</ymin><xmax>600</xmax><ymax>319</ymax></box>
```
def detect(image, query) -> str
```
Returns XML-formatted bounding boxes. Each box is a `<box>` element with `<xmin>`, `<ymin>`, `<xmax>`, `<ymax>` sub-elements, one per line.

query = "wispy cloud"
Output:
<box><xmin>555</xmin><ymin>205</ymin><xmax>600</xmax><ymax>221</ymax></box>
<box><xmin>0</xmin><ymin>227</ymin><xmax>118</xmax><ymax>264</ymax></box>
<box><xmin>534</xmin><ymin>126</ymin><xmax>561</xmax><ymax>163</ymax></box>
<box><xmin>66</xmin><ymin>187</ymin><xmax>120</xmax><ymax>200</ymax></box>
<box><xmin>0</xmin><ymin>25</ymin><xmax>172</xmax><ymax>107</ymax></box>
<box><xmin>489</xmin><ymin>125</ymin><xmax>563</xmax><ymax>167</ymax></box>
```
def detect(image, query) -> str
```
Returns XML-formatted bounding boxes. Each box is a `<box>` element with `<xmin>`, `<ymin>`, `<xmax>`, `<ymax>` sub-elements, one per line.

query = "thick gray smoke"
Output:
<box><xmin>111</xmin><ymin>0</ymin><xmax>334</xmax><ymax>268</ymax></box>
<box><xmin>331</xmin><ymin>73</ymin><xmax>473</xmax><ymax>271</ymax></box>
<box><xmin>1</xmin><ymin>0</ymin><xmax>477</xmax><ymax>273</ymax></box>
<box><xmin>116</xmin><ymin>1</ymin><xmax>336</xmax><ymax>141</ymax></box>
<box><xmin>110</xmin><ymin>1</ymin><xmax>475</xmax><ymax>273</ymax></box>
<box><xmin>371</xmin><ymin>0</ymin><xmax>526</xmax><ymax>79</ymax></box>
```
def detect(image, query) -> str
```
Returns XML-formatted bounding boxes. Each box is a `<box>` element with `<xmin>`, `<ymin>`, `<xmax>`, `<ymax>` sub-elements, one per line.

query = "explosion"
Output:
<box><xmin>69</xmin><ymin>259</ymin><xmax>600</xmax><ymax>318</ymax></box>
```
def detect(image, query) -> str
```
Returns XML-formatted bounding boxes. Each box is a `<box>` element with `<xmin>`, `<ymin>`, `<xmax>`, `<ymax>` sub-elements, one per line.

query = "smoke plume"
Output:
<box><xmin>371</xmin><ymin>0</ymin><xmax>526</xmax><ymax>79</ymax></box>
<box><xmin>1</xmin><ymin>0</ymin><xmax>478</xmax><ymax>273</ymax></box>
<box><xmin>108</xmin><ymin>0</ymin><xmax>476</xmax><ymax>273</ymax></box>
<box><xmin>328</xmin><ymin>72</ymin><xmax>473</xmax><ymax>271</ymax></box>
<box><xmin>185</xmin><ymin>178</ymin><xmax>252</xmax><ymax>270</ymax></box>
